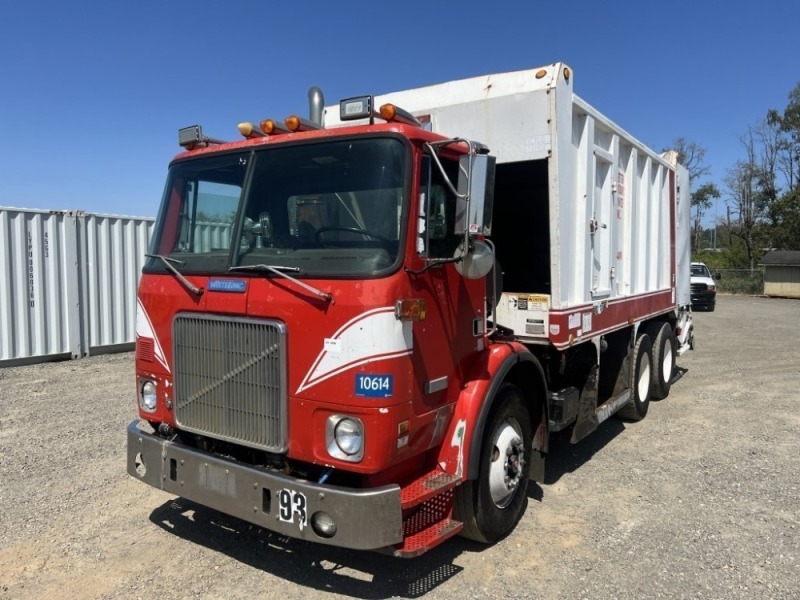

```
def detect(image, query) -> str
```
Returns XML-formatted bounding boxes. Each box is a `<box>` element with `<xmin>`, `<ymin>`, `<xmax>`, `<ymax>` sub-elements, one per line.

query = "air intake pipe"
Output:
<box><xmin>308</xmin><ymin>87</ymin><xmax>324</xmax><ymax>127</ymax></box>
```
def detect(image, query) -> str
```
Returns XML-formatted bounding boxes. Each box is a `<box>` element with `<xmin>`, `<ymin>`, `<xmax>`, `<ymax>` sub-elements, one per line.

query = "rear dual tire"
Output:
<box><xmin>647</xmin><ymin>322</ymin><xmax>676</xmax><ymax>400</ymax></box>
<box><xmin>616</xmin><ymin>334</ymin><xmax>653</xmax><ymax>422</ymax></box>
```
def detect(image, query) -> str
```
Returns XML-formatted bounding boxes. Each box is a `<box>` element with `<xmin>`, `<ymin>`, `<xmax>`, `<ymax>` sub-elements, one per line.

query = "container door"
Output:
<box><xmin>591</xmin><ymin>155</ymin><xmax>613</xmax><ymax>298</ymax></box>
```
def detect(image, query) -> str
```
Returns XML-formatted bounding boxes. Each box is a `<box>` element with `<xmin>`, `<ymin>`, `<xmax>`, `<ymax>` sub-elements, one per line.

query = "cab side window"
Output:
<box><xmin>421</xmin><ymin>155</ymin><xmax>462</xmax><ymax>259</ymax></box>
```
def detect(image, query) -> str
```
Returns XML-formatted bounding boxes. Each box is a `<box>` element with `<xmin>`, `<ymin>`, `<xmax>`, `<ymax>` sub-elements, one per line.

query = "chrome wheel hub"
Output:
<box><xmin>488</xmin><ymin>419</ymin><xmax>525</xmax><ymax>508</ymax></box>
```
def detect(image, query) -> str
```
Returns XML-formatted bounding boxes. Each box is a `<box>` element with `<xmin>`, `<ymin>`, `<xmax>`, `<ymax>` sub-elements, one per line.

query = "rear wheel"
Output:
<box><xmin>647</xmin><ymin>322</ymin><xmax>676</xmax><ymax>400</ymax></box>
<box><xmin>455</xmin><ymin>383</ymin><xmax>533</xmax><ymax>543</ymax></box>
<box><xmin>616</xmin><ymin>333</ymin><xmax>653</xmax><ymax>421</ymax></box>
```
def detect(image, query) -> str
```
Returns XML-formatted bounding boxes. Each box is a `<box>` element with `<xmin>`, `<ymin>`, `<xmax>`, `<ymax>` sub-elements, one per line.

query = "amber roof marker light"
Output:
<box><xmin>379</xmin><ymin>103</ymin><xmax>423</xmax><ymax>127</ymax></box>
<box><xmin>284</xmin><ymin>115</ymin><xmax>322</xmax><ymax>132</ymax></box>
<box><xmin>259</xmin><ymin>118</ymin><xmax>291</xmax><ymax>135</ymax></box>
<box><xmin>237</xmin><ymin>122</ymin><xmax>265</xmax><ymax>138</ymax></box>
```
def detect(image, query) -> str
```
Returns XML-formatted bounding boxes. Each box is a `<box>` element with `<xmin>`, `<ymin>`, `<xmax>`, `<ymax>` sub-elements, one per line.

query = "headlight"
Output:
<box><xmin>708</xmin><ymin>285</ymin><xmax>716</xmax><ymax>292</ymax></box>
<box><xmin>140</xmin><ymin>380</ymin><xmax>157</xmax><ymax>412</ymax></box>
<box><xmin>335</xmin><ymin>418</ymin><xmax>363</xmax><ymax>455</ymax></box>
<box><xmin>326</xmin><ymin>415</ymin><xmax>364</xmax><ymax>462</ymax></box>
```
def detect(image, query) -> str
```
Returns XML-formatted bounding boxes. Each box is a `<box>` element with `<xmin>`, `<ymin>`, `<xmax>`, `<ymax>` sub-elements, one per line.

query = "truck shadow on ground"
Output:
<box><xmin>150</xmin><ymin>498</ymin><xmax>487</xmax><ymax>599</ymax></box>
<box><xmin>148</xmin><ymin>398</ymin><xmax>669</xmax><ymax>596</ymax></box>
<box><xmin>541</xmin><ymin>372</ymin><xmax>687</xmax><ymax>486</ymax></box>
<box><xmin>543</xmin><ymin>417</ymin><xmax>627</xmax><ymax>485</ymax></box>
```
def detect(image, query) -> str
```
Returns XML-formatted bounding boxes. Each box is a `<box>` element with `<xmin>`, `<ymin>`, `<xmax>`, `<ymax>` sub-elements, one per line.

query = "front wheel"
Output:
<box><xmin>455</xmin><ymin>383</ymin><xmax>533</xmax><ymax>543</ymax></box>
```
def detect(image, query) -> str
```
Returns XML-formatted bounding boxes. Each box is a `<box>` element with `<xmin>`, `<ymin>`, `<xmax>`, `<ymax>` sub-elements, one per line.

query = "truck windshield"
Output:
<box><xmin>146</xmin><ymin>137</ymin><xmax>408</xmax><ymax>277</ymax></box>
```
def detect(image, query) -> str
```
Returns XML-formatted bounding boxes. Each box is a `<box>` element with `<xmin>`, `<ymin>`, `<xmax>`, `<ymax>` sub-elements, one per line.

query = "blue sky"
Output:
<box><xmin>1</xmin><ymin>0</ymin><xmax>798</xmax><ymax>225</ymax></box>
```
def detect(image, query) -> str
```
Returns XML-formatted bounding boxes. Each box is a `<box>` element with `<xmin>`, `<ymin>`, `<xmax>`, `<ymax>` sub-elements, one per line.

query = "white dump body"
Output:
<box><xmin>325</xmin><ymin>63</ymin><xmax>688</xmax><ymax>348</ymax></box>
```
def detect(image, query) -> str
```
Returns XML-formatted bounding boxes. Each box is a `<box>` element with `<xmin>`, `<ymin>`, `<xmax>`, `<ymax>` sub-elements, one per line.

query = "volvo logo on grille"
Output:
<box><xmin>208</xmin><ymin>279</ymin><xmax>247</xmax><ymax>293</ymax></box>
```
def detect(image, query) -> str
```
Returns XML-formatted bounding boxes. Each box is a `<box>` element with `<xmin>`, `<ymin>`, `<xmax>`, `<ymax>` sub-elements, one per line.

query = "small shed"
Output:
<box><xmin>760</xmin><ymin>251</ymin><xmax>800</xmax><ymax>298</ymax></box>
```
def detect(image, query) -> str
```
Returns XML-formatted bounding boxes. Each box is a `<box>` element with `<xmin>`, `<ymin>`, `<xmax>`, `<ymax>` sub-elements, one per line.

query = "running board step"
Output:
<box><xmin>399</xmin><ymin>469</ymin><xmax>461</xmax><ymax>510</ymax></box>
<box><xmin>392</xmin><ymin>517</ymin><xmax>463</xmax><ymax>558</ymax></box>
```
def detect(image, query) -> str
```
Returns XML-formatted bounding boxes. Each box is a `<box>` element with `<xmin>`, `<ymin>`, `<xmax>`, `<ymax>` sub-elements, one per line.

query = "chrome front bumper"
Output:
<box><xmin>127</xmin><ymin>421</ymin><xmax>403</xmax><ymax>550</ymax></box>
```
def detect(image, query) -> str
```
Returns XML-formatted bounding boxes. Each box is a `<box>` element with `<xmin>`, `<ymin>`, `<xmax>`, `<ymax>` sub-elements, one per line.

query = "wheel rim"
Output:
<box><xmin>662</xmin><ymin>342</ymin><xmax>674</xmax><ymax>384</ymax></box>
<box><xmin>488</xmin><ymin>418</ymin><xmax>525</xmax><ymax>508</ymax></box>
<box><xmin>637</xmin><ymin>358</ymin><xmax>651</xmax><ymax>402</ymax></box>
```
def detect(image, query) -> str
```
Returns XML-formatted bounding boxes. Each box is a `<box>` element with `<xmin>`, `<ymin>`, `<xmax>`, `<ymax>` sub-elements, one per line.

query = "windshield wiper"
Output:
<box><xmin>145</xmin><ymin>254</ymin><xmax>204</xmax><ymax>297</ymax></box>
<box><xmin>228</xmin><ymin>264</ymin><xmax>333</xmax><ymax>304</ymax></box>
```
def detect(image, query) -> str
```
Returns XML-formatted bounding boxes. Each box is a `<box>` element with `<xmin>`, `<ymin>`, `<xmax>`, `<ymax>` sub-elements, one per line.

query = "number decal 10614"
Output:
<box><xmin>355</xmin><ymin>374</ymin><xmax>394</xmax><ymax>398</ymax></box>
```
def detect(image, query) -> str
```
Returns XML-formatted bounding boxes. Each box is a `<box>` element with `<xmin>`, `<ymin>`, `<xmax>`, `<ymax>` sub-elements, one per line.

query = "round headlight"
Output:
<box><xmin>334</xmin><ymin>418</ymin><xmax>363</xmax><ymax>456</ymax></box>
<box><xmin>141</xmin><ymin>380</ymin><xmax>157</xmax><ymax>412</ymax></box>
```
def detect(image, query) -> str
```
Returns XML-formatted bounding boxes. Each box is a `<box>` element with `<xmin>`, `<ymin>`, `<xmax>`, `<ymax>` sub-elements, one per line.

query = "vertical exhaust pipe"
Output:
<box><xmin>308</xmin><ymin>87</ymin><xmax>324</xmax><ymax>127</ymax></box>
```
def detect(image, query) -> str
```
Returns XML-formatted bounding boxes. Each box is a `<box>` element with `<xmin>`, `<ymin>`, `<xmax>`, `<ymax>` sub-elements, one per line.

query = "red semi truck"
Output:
<box><xmin>128</xmin><ymin>63</ymin><xmax>693</xmax><ymax>557</ymax></box>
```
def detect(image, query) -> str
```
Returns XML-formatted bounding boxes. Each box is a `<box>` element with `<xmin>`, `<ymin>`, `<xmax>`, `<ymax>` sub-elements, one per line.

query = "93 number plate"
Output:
<box><xmin>277</xmin><ymin>489</ymin><xmax>307</xmax><ymax>528</ymax></box>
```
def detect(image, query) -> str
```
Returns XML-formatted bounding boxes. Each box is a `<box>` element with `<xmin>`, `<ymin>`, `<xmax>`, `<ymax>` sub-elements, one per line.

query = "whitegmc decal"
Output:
<box><xmin>296</xmin><ymin>307</ymin><xmax>412</xmax><ymax>394</ymax></box>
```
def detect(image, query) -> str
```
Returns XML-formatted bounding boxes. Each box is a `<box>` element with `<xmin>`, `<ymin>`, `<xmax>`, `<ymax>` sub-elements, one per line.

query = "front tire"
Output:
<box><xmin>455</xmin><ymin>384</ymin><xmax>533</xmax><ymax>543</ymax></box>
<box><xmin>616</xmin><ymin>333</ymin><xmax>653</xmax><ymax>421</ymax></box>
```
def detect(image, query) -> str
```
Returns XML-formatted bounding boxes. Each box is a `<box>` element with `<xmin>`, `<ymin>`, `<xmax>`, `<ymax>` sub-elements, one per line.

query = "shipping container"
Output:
<box><xmin>0</xmin><ymin>207</ymin><xmax>153</xmax><ymax>366</ymax></box>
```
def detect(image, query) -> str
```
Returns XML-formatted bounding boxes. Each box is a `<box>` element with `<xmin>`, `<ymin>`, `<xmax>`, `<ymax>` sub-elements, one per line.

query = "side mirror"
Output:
<box><xmin>714</xmin><ymin>272</ymin><xmax>722</xmax><ymax>280</ymax></box>
<box><xmin>455</xmin><ymin>154</ymin><xmax>496</xmax><ymax>236</ymax></box>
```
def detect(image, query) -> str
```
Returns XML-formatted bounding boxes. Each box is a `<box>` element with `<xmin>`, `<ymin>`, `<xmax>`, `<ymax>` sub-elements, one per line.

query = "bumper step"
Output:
<box><xmin>393</xmin><ymin>517</ymin><xmax>463</xmax><ymax>558</ymax></box>
<box><xmin>392</xmin><ymin>472</ymin><xmax>463</xmax><ymax>558</ymax></box>
<box><xmin>399</xmin><ymin>468</ymin><xmax>461</xmax><ymax>509</ymax></box>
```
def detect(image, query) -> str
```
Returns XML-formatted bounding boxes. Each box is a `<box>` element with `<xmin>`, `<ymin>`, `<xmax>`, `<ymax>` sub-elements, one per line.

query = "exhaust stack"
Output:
<box><xmin>308</xmin><ymin>87</ymin><xmax>324</xmax><ymax>127</ymax></box>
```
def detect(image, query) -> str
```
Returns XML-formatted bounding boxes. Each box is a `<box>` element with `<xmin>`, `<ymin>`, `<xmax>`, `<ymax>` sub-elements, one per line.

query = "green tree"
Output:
<box><xmin>768</xmin><ymin>188</ymin><xmax>800</xmax><ymax>250</ymax></box>
<box><xmin>769</xmin><ymin>82</ymin><xmax>800</xmax><ymax>190</ymax></box>
<box><xmin>760</xmin><ymin>82</ymin><xmax>800</xmax><ymax>249</ymax></box>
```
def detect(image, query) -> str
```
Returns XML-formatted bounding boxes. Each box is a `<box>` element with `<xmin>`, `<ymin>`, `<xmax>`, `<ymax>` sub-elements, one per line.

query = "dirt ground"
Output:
<box><xmin>1</xmin><ymin>294</ymin><xmax>799</xmax><ymax>599</ymax></box>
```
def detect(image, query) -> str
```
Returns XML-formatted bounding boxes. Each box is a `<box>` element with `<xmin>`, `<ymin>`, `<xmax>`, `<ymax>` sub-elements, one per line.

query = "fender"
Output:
<box><xmin>437</xmin><ymin>341</ymin><xmax>548</xmax><ymax>480</ymax></box>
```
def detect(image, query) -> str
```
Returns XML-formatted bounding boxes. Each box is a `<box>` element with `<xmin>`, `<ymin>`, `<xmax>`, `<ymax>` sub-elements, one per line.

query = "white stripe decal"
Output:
<box><xmin>296</xmin><ymin>307</ymin><xmax>412</xmax><ymax>394</ymax></box>
<box><xmin>136</xmin><ymin>299</ymin><xmax>170</xmax><ymax>373</ymax></box>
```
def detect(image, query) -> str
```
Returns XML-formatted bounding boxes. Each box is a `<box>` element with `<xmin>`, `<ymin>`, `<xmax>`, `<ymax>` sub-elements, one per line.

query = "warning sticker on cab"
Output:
<box><xmin>508</xmin><ymin>295</ymin><xmax>549</xmax><ymax>311</ymax></box>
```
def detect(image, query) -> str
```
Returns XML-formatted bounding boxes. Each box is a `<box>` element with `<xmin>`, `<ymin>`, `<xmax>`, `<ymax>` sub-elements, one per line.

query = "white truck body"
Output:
<box><xmin>325</xmin><ymin>62</ymin><xmax>690</xmax><ymax>349</ymax></box>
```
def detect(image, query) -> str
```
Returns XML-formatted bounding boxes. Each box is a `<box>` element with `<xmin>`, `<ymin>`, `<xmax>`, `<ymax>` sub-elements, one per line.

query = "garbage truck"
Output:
<box><xmin>127</xmin><ymin>62</ymin><xmax>693</xmax><ymax>557</ymax></box>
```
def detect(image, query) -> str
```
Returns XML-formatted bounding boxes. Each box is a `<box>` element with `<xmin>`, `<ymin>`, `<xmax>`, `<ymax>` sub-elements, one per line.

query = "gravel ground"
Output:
<box><xmin>1</xmin><ymin>294</ymin><xmax>799</xmax><ymax>599</ymax></box>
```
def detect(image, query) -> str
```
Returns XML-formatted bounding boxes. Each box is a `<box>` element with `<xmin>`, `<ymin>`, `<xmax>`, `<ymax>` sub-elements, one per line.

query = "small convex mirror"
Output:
<box><xmin>454</xmin><ymin>239</ymin><xmax>494</xmax><ymax>279</ymax></box>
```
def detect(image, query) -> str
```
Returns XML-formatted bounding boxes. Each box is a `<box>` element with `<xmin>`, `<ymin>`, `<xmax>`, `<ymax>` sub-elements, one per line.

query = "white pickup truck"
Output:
<box><xmin>690</xmin><ymin>262</ymin><xmax>719</xmax><ymax>311</ymax></box>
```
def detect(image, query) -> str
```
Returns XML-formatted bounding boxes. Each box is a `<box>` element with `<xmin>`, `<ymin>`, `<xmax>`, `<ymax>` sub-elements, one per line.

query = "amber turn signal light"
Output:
<box><xmin>395</xmin><ymin>298</ymin><xmax>427</xmax><ymax>321</ymax></box>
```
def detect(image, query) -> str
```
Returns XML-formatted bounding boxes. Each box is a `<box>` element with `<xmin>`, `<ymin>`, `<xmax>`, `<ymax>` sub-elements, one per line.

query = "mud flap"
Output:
<box><xmin>571</xmin><ymin>364</ymin><xmax>599</xmax><ymax>443</ymax></box>
<box><xmin>528</xmin><ymin>419</ymin><xmax>547</xmax><ymax>482</ymax></box>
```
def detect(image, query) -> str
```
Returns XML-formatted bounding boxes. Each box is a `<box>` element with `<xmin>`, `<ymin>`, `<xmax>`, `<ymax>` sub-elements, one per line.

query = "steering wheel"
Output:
<box><xmin>314</xmin><ymin>226</ymin><xmax>392</xmax><ymax>243</ymax></box>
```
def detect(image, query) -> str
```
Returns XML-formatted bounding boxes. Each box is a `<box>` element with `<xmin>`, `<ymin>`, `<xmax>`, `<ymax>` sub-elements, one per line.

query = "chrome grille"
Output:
<box><xmin>173</xmin><ymin>314</ymin><xmax>287</xmax><ymax>452</ymax></box>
